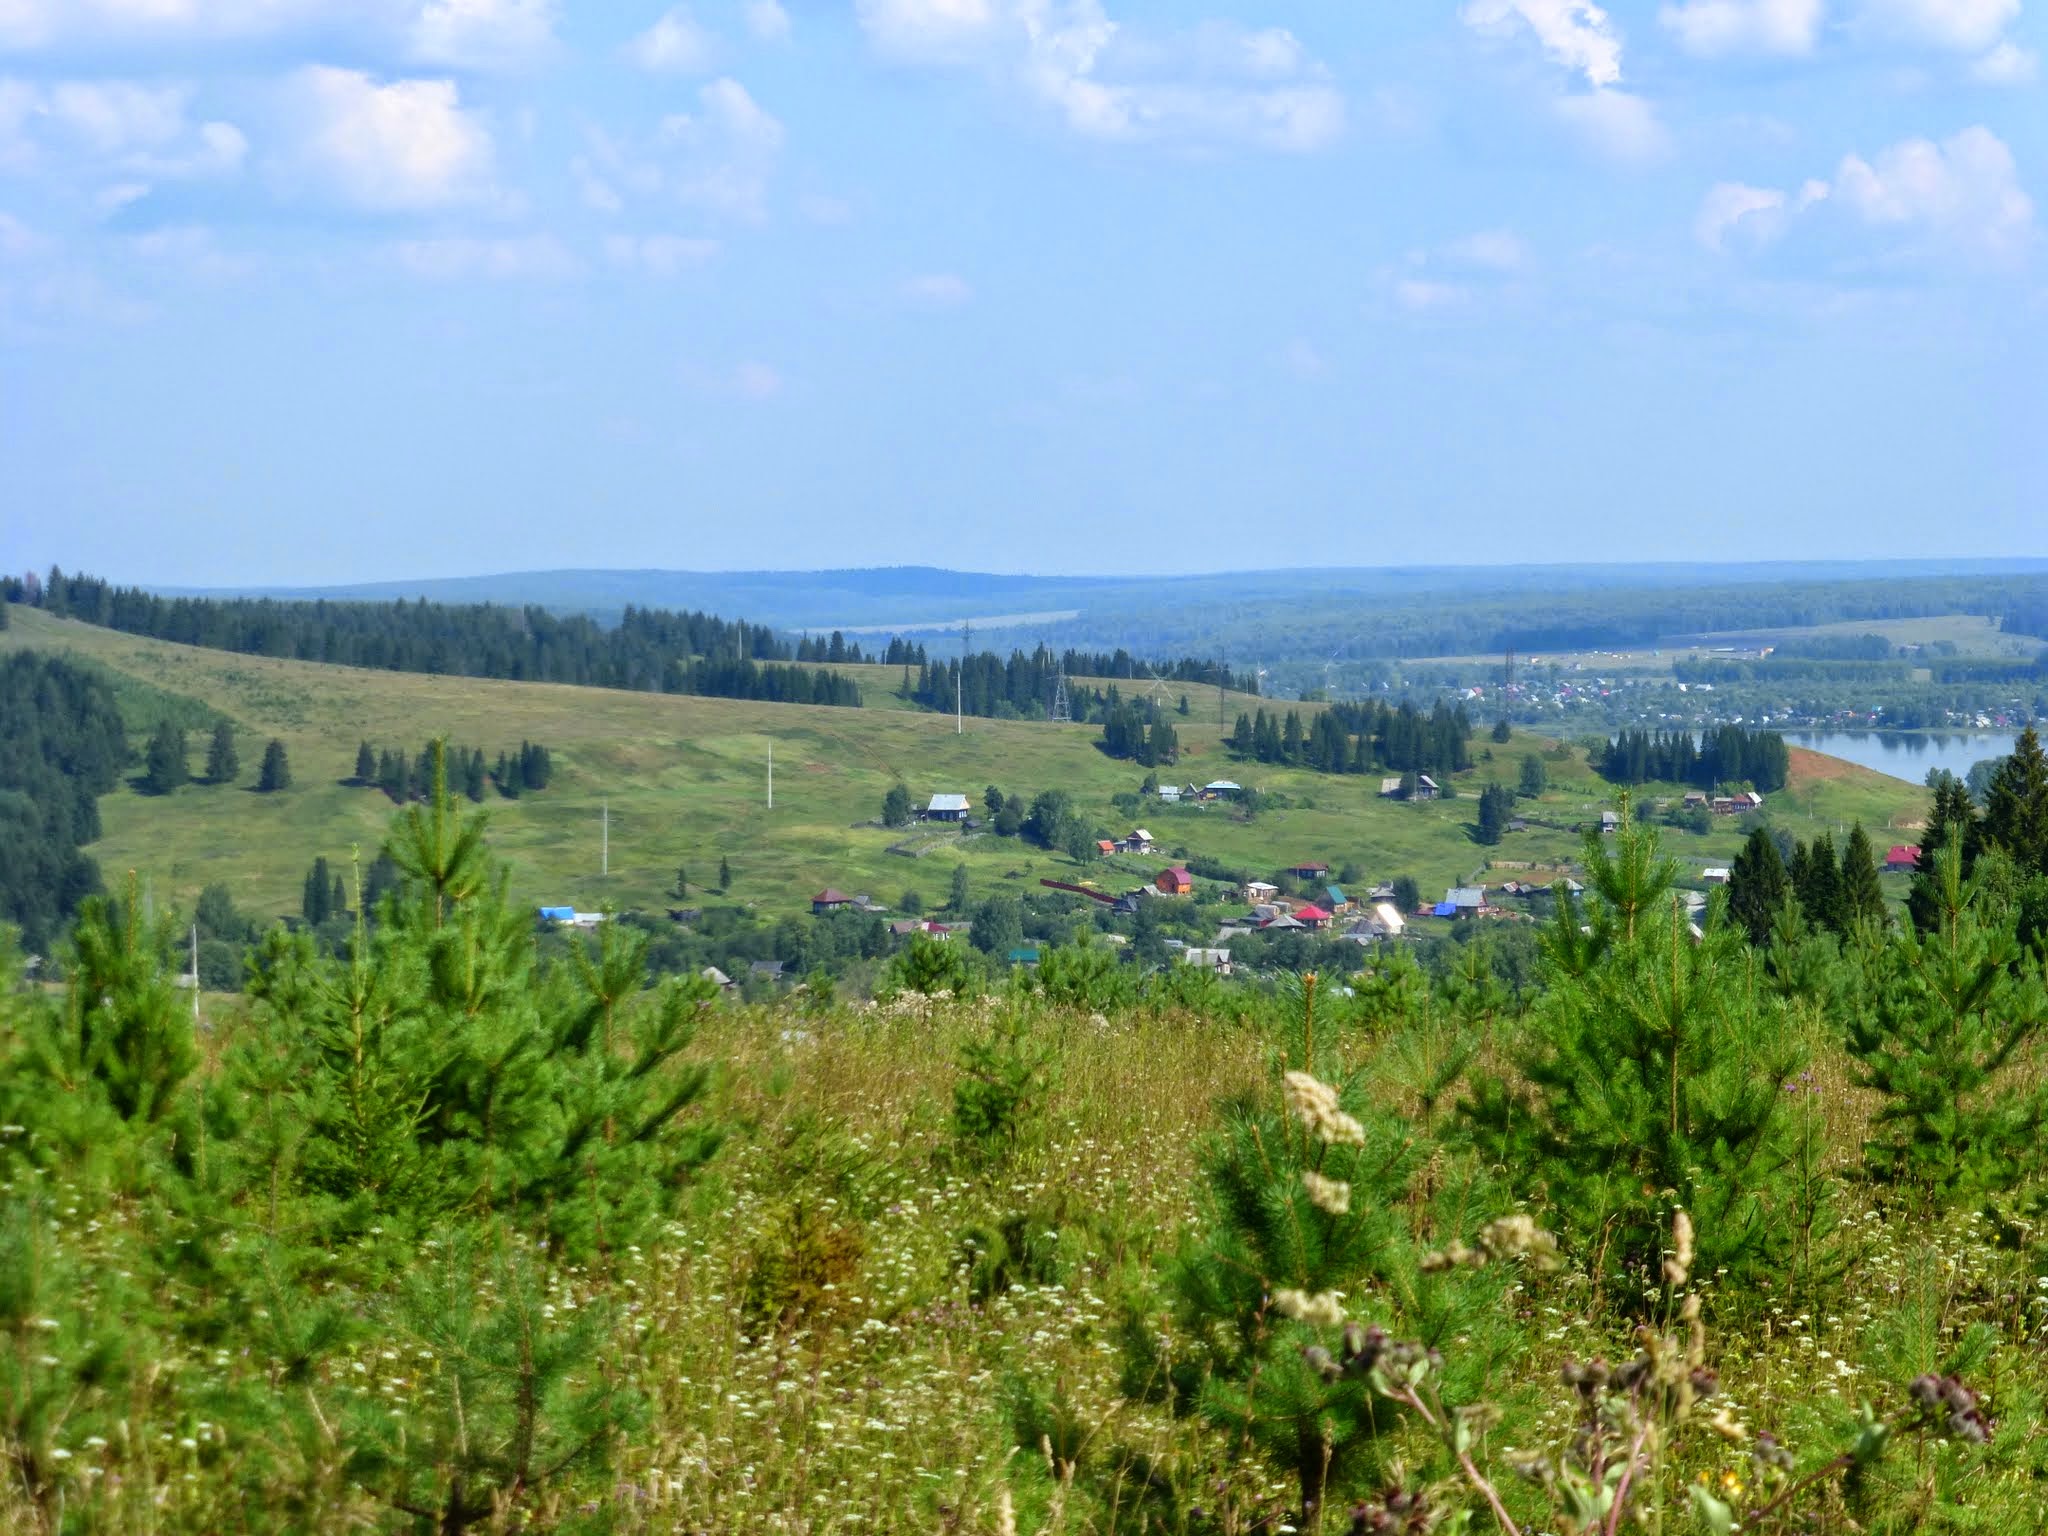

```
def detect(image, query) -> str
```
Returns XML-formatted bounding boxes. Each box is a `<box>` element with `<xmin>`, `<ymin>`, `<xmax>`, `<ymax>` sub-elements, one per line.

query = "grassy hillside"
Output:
<box><xmin>2</xmin><ymin>605</ymin><xmax>1926</xmax><ymax>926</ymax></box>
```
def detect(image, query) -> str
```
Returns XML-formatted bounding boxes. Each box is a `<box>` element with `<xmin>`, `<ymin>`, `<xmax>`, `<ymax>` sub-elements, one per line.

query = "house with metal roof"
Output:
<box><xmin>925</xmin><ymin>792</ymin><xmax>971</xmax><ymax>821</ymax></box>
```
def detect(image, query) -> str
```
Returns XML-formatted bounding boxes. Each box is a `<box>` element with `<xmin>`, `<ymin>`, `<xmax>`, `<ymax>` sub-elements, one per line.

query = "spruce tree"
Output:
<box><xmin>303</xmin><ymin>856</ymin><xmax>334</xmax><ymax>925</ymax></box>
<box><xmin>205</xmin><ymin>719</ymin><xmax>239</xmax><ymax>784</ymax></box>
<box><xmin>355</xmin><ymin>740</ymin><xmax>377</xmax><ymax>783</ymax></box>
<box><xmin>461</xmin><ymin>750</ymin><xmax>487</xmax><ymax>803</ymax></box>
<box><xmin>718</xmin><ymin>856</ymin><xmax>732</xmax><ymax>892</ymax></box>
<box><xmin>1980</xmin><ymin>725</ymin><xmax>2048</xmax><ymax>876</ymax></box>
<box><xmin>1910</xmin><ymin>774</ymin><xmax>1979</xmax><ymax>933</ymax></box>
<box><xmin>142</xmin><ymin>720</ymin><xmax>189</xmax><ymax>795</ymax></box>
<box><xmin>1841</xmin><ymin>823</ymin><xmax>1887</xmax><ymax>929</ymax></box>
<box><xmin>257</xmin><ymin>738</ymin><xmax>292</xmax><ymax>792</ymax></box>
<box><xmin>1728</xmin><ymin>825</ymin><xmax>1790</xmax><ymax>945</ymax></box>
<box><xmin>1795</xmin><ymin>831</ymin><xmax>1847</xmax><ymax>935</ymax></box>
<box><xmin>949</xmin><ymin>861</ymin><xmax>970</xmax><ymax>910</ymax></box>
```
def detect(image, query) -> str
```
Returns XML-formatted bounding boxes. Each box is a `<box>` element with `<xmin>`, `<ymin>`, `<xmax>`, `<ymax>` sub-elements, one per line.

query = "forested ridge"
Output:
<box><xmin>0</xmin><ymin>651</ymin><xmax>124</xmax><ymax>950</ymax></box>
<box><xmin>4</xmin><ymin>569</ymin><xmax>862</xmax><ymax>707</ymax></box>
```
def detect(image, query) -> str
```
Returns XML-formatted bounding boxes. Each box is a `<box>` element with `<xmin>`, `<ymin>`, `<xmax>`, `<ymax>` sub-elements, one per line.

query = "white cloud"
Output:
<box><xmin>1834</xmin><ymin>124</ymin><xmax>2032</xmax><ymax>258</ymax></box>
<box><xmin>743</xmin><ymin>0</ymin><xmax>790</xmax><ymax>43</ymax></box>
<box><xmin>1461</xmin><ymin>0</ymin><xmax>1624</xmax><ymax>88</ymax></box>
<box><xmin>628</xmin><ymin>5</ymin><xmax>716</xmax><ymax>73</ymax></box>
<box><xmin>128</xmin><ymin>224</ymin><xmax>254</xmax><ymax>279</ymax></box>
<box><xmin>654</xmin><ymin>76</ymin><xmax>783</xmax><ymax>218</ymax></box>
<box><xmin>1282</xmin><ymin>337</ymin><xmax>1326</xmax><ymax>376</ymax></box>
<box><xmin>0</xmin><ymin>209</ymin><xmax>47</xmax><ymax>257</ymax></box>
<box><xmin>389</xmin><ymin>232</ymin><xmax>575</xmax><ymax>278</ymax></box>
<box><xmin>604</xmin><ymin>232</ymin><xmax>719</xmax><ymax>273</ymax></box>
<box><xmin>289</xmin><ymin>66</ymin><xmax>495</xmax><ymax>210</ymax></box>
<box><xmin>1705</xmin><ymin>126</ymin><xmax>2033</xmax><ymax>264</ymax></box>
<box><xmin>1393</xmin><ymin>277</ymin><xmax>1469</xmax><ymax>311</ymax></box>
<box><xmin>0</xmin><ymin>77</ymin><xmax>246</xmax><ymax>179</ymax></box>
<box><xmin>408</xmin><ymin>0</ymin><xmax>557</xmax><ymax>70</ymax></box>
<box><xmin>1554</xmin><ymin>88</ymin><xmax>1668</xmax><ymax>164</ymax></box>
<box><xmin>1695</xmin><ymin>180</ymin><xmax>1789</xmax><ymax>248</ymax></box>
<box><xmin>1973</xmin><ymin>40</ymin><xmax>2038</xmax><ymax>82</ymax></box>
<box><xmin>1859</xmin><ymin>0</ymin><xmax>2019</xmax><ymax>51</ymax></box>
<box><xmin>1443</xmin><ymin>228</ymin><xmax>1527</xmax><ymax>270</ymax></box>
<box><xmin>902</xmin><ymin>270</ymin><xmax>972</xmax><ymax>306</ymax></box>
<box><xmin>1661</xmin><ymin>0</ymin><xmax>1824</xmax><ymax>56</ymax></box>
<box><xmin>855</xmin><ymin>2</ymin><xmax>1345</xmax><ymax>154</ymax></box>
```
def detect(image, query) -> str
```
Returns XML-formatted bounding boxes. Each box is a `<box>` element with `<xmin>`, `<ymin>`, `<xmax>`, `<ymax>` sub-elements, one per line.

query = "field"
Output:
<box><xmin>2</xmin><ymin>606</ymin><xmax>1924</xmax><ymax>927</ymax></box>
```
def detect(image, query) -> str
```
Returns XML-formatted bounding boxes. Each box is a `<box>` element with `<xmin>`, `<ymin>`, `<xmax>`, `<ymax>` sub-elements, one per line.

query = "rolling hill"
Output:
<box><xmin>2</xmin><ymin>605</ymin><xmax>1927</xmax><ymax>929</ymax></box>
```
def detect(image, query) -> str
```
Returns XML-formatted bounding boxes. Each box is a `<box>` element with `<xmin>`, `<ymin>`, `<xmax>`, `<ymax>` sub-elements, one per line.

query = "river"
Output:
<box><xmin>1787</xmin><ymin>730</ymin><xmax>2019</xmax><ymax>786</ymax></box>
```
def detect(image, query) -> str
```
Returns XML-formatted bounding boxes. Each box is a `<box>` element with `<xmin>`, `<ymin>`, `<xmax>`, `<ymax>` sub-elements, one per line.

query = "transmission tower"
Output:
<box><xmin>1050</xmin><ymin>659</ymin><xmax>1071</xmax><ymax>724</ymax></box>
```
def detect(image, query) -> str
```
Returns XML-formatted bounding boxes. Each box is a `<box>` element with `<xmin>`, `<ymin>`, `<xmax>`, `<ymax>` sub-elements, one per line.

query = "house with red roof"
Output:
<box><xmin>1291</xmin><ymin>904</ymin><xmax>1333</xmax><ymax>930</ymax></box>
<box><xmin>811</xmin><ymin>889</ymin><xmax>853</xmax><ymax>915</ymax></box>
<box><xmin>1885</xmin><ymin>845</ymin><xmax>1920</xmax><ymax>872</ymax></box>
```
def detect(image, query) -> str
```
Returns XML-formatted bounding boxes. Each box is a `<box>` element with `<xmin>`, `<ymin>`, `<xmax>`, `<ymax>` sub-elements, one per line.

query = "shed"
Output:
<box><xmin>1007</xmin><ymin>947</ymin><xmax>1042</xmax><ymax>966</ymax></box>
<box><xmin>811</xmin><ymin>888</ymin><xmax>853</xmax><ymax>915</ymax></box>
<box><xmin>538</xmin><ymin>906</ymin><xmax>575</xmax><ymax>923</ymax></box>
<box><xmin>749</xmin><ymin>960</ymin><xmax>787</xmax><ymax>983</ymax></box>
<box><xmin>1157</xmin><ymin>785</ymin><xmax>1182</xmax><ymax>803</ymax></box>
<box><xmin>1701</xmin><ymin>867</ymin><xmax>1731</xmax><ymax>886</ymax></box>
<box><xmin>1325</xmin><ymin>885</ymin><xmax>1349</xmax><ymax>912</ymax></box>
<box><xmin>1414</xmin><ymin>775</ymin><xmax>1440</xmax><ymax>801</ymax></box>
<box><xmin>1156</xmin><ymin>866</ymin><xmax>1194</xmax><ymax>896</ymax></box>
<box><xmin>1379</xmin><ymin>776</ymin><xmax>1405</xmax><ymax>798</ymax></box>
<box><xmin>925</xmin><ymin>792</ymin><xmax>971</xmax><ymax>822</ymax></box>
<box><xmin>1242</xmin><ymin>879</ymin><xmax>1280</xmax><ymax>902</ymax></box>
<box><xmin>1445</xmin><ymin>886</ymin><xmax>1485</xmax><ymax>917</ymax></box>
<box><xmin>1372</xmin><ymin>901</ymin><xmax>1406</xmax><ymax>935</ymax></box>
<box><xmin>701</xmin><ymin>966</ymin><xmax>734</xmax><ymax>989</ymax></box>
<box><xmin>1203</xmin><ymin>780</ymin><xmax>1242</xmax><ymax>799</ymax></box>
<box><xmin>1286</xmin><ymin>861</ymin><xmax>1330</xmax><ymax>879</ymax></box>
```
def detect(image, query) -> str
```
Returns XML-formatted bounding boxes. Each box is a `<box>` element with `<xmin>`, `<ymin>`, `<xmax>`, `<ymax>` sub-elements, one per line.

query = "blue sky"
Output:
<box><xmin>1</xmin><ymin>0</ymin><xmax>2043</xmax><ymax>585</ymax></box>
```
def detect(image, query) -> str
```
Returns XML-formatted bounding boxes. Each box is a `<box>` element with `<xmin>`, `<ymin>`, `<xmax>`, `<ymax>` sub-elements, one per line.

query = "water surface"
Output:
<box><xmin>1788</xmin><ymin>731</ymin><xmax>2019</xmax><ymax>786</ymax></box>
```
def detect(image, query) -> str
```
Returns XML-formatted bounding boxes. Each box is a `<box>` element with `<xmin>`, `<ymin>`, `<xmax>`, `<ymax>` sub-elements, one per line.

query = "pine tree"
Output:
<box><xmin>355</xmin><ymin>740</ymin><xmax>376</xmax><ymax>783</ymax></box>
<box><xmin>386</xmin><ymin>741</ymin><xmax>488</xmax><ymax>929</ymax></box>
<box><xmin>205</xmin><ymin>720</ymin><xmax>239</xmax><ymax>784</ymax></box>
<box><xmin>1910</xmin><ymin>774</ymin><xmax>1980</xmax><ymax>933</ymax></box>
<box><xmin>672</xmin><ymin>865</ymin><xmax>689</xmax><ymax>899</ymax></box>
<box><xmin>303</xmin><ymin>856</ymin><xmax>334</xmax><ymax>926</ymax></box>
<box><xmin>1980</xmin><ymin>725</ymin><xmax>2048</xmax><ymax>877</ymax></box>
<box><xmin>1845</xmin><ymin>840</ymin><xmax>2048</xmax><ymax>1202</ymax></box>
<box><xmin>142</xmin><ymin>720</ymin><xmax>189</xmax><ymax>795</ymax></box>
<box><xmin>1840</xmin><ymin>823</ymin><xmax>1887</xmax><ymax>929</ymax></box>
<box><xmin>718</xmin><ymin>856</ymin><xmax>732</xmax><ymax>892</ymax></box>
<box><xmin>257</xmin><ymin>738</ymin><xmax>292</xmax><ymax>792</ymax></box>
<box><xmin>1463</xmin><ymin>808</ymin><xmax>1815</xmax><ymax>1292</ymax></box>
<box><xmin>949</xmin><ymin>861</ymin><xmax>970</xmax><ymax>910</ymax></box>
<box><xmin>462</xmin><ymin>750</ymin><xmax>487</xmax><ymax>803</ymax></box>
<box><xmin>1728</xmin><ymin>826</ymin><xmax>1791</xmax><ymax>945</ymax></box>
<box><xmin>1491</xmin><ymin>716</ymin><xmax>1512</xmax><ymax>743</ymax></box>
<box><xmin>1518</xmin><ymin>753</ymin><xmax>1548</xmax><ymax>798</ymax></box>
<box><xmin>1474</xmin><ymin>783</ymin><xmax>1513</xmax><ymax>845</ymax></box>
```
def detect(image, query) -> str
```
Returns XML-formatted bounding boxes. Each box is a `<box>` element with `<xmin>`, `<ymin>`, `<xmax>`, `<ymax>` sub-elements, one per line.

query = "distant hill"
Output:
<box><xmin>166</xmin><ymin>559</ymin><xmax>2048</xmax><ymax>640</ymax></box>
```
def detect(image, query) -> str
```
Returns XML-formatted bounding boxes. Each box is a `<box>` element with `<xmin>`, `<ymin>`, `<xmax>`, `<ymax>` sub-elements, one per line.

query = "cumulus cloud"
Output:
<box><xmin>744</xmin><ymin>0</ymin><xmax>791</xmax><ymax>42</ymax></box>
<box><xmin>604</xmin><ymin>232</ymin><xmax>719</xmax><ymax>273</ymax></box>
<box><xmin>1461</xmin><ymin>0</ymin><xmax>1624</xmax><ymax>88</ymax></box>
<box><xmin>1973</xmin><ymin>40</ymin><xmax>2038</xmax><ymax>82</ymax></box>
<box><xmin>1661</xmin><ymin>0</ymin><xmax>1824</xmax><ymax>56</ymax></box>
<box><xmin>389</xmin><ymin>232</ymin><xmax>575</xmax><ymax>277</ymax></box>
<box><xmin>0</xmin><ymin>77</ymin><xmax>246</xmax><ymax>180</ymax></box>
<box><xmin>576</xmin><ymin>77</ymin><xmax>784</xmax><ymax>221</ymax></box>
<box><xmin>289</xmin><ymin>66</ymin><xmax>496</xmax><ymax>210</ymax></box>
<box><xmin>1393</xmin><ymin>277</ymin><xmax>1469</xmax><ymax>311</ymax></box>
<box><xmin>1859</xmin><ymin>0</ymin><xmax>2019</xmax><ymax>51</ymax></box>
<box><xmin>1554</xmin><ymin>88</ymin><xmax>1668</xmax><ymax>165</ymax></box>
<box><xmin>902</xmin><ymin>271</ymin><xmax>972</xmax><ymax>307</ymax></box>
<box><xmin>855</xmin><ymin>2</ymin><xmax>1345</xmax><ymax>154</ymax></box>
<box><xmin>628</xmin><ymin>5</ymin><xmax>716</xmax><ymax>73</ymax></box>
<box><xmin>1834</xmin><ymin>125</ymin><xmax>2032</xmax><ymax>257</ymax></box>
<box><xmin>1443</xmin><ymin>228</ymin><xmax>1527</xmax><ymax>270</ymax></box>
<box><xmin>407</xmin><ymin>0</ymin><xmax>557</xmax><ymax>70</ymax></box>
<box><xmin>1700</xmin><ymin>126</ymin><xmax>2032</xmax><ymax>263</ymax></box>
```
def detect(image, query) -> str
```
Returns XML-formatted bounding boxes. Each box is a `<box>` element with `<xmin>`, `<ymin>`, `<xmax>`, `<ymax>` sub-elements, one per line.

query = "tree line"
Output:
<box><xmin>1600</xmin><ymin>724</ymin><xmax>1791</xmax><ymax>792</ymax></box>
<box><xmin>0</xmin><ymin>651</ymin><xmax>124</xmax><ymax>951</ymax></box>
<box><xmin>354</xmin><ymin>739</ymin><xmax>554</xmax><ymax>803</ymax></box>
<box><xmin>138</xmin><ymin>720</ymin><xmax>293</xmax><ymax>795</ymax></box>
<box><xmin>901</xmin><ymin>645</ymin><xmax>1246</xmax><ymax>722</ymax></box>
<box><xmin>7</xmin><ymin>567</ymin><xmax>859</xmax><ymax>708</ymax></box>
<box><xmin>1097</xmin><ymin>689</ymin><xmax>1182</xmax><ymax>766</ymax></box>
<box><xmin>1228</xmin><ymin>698</ymin><xmax>1474</xmax><ymax>778</ymax></box>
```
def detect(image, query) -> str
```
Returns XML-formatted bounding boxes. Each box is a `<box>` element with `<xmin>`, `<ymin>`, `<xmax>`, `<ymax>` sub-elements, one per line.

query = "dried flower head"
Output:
<box><xmin>1302</xmin><ymin>1170</ymin><xmax>1352</xmax><ymax>1215</ymax></box>
<box><xmin>1283</xmin><ymin>1070</ymin><xmax>1367</xmax><ymax>1147</ymax></box>
<box><xmin>1665</xmin><ymin>1209</ymin><xmax>1695</xmax><ymax>1286</ymax></box>
<box><xmin>1272</xmin><ymin>1288</ymin><xmax>1348</xmax><ymax>1329</ymax></box>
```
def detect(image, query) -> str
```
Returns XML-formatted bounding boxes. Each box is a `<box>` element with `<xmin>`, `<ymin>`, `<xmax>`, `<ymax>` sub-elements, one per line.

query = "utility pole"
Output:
<box><xmin>190</xmin><ymin>923</ymin><xmax>200</xmax><ymax>1026</ymax></box>
<box><xmin>767</xmin><ymin>740</ymin><xmax>774</xmax><ymax>809</ymax></box>
<box><xmin>602</xmin><ymin>798</ymin><xmax>609</xmax><ymax>878</ymax></box>
<box><xmin>957</xmin><ymin>620</ymin><xmax>972</xmax><ymax>736</ymax></box>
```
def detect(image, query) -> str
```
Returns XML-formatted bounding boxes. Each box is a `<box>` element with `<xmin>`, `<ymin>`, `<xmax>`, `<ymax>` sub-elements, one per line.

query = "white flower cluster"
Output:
<box><xmin>1271</xmin><ymin>1288</ymin><xmax>1347</xmax><ymax>1329</ymax></box>
<box><xmin>1282</xmin><ymin>1071</ymin><xmax>1366</xmax><ymax>1147</ymax></box>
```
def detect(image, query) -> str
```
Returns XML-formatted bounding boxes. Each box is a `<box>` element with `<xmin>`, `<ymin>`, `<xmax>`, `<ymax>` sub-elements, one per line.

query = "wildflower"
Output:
<box><xmin>1271</xmin><ymin>1288</ymin><xmax>1347</xmax><ymax>1329</ymax></box>
<box><xmin>1477</xmin><ymin>1215</ymin><xmax>1561</xmax><ymax>1271</ymax></box>
<box><xmin>1302</xmin><ymin>1171</ymin><xmax>1351</xmax><ymax>1214</ymax></box>
<box><xmin>1282</xmin><ymin>1071</ymin><xmax>1366</xmax><ymax>1147</ymax></box>
<box><xmin>1665</xmin><ymin>1209</ymin><xmax>1695</xmax><ymax>1286</ymax></box>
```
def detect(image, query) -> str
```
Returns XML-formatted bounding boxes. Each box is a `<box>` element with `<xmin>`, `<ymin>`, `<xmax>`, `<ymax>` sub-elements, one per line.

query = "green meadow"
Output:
<box><xmin>3</xmin><ymin>605</ymin><xmax>1925</xmax><ymax>927</ymax></box>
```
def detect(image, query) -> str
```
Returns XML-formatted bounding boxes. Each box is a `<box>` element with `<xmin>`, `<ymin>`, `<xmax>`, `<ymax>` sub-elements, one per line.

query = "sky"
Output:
<box><xmin>1</xmin><ymin>0</ymin><xmax>2044</xmax><ymax>586</ymax></box>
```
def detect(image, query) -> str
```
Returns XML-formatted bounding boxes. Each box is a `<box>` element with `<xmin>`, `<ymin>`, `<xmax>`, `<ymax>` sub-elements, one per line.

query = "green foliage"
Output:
<box><xmin>887</xmin><ymin>932</ymin><xmax>970</xmax><ymax>996</ymax></box>
<box><xmin>1841</xmin><ymin>822</ymin><xmax>1888</xmax><ymax>929</ymax></box>
<box><xmin>881</xmin><ymin>782</ymin><xmax>912</xmax><ymax>827</ymax></box>
<box><xmin>205</xmin><ymin>720</ymin><xmax>239</xmax><ymax>784</ymax></box>
<box><xmin>0</xmin><ymin>651</ymin><xmax>122</xmax><ymax>951</ymax></box>
<box><xmin>1844</xmin><ymin>841</ymin><xmax>2048</xmax><ymax>1202</ymax></box>
<box><xmin>1518</xmin><ymin>752</ymin><xmax>1548</xmax><ymax>798</ymax></box>
<box><xmin>1981</xmin><ymin>725</ymin><xmax>2048</xmax><ymax>875</ymax></box>
<box><xmin>142</xmin><ymin>719</ymin><xmax>189</xmax><ymax>796</ymax></box>
<box><xmin>1475</xmin><ymin>782</ymin><xmax>1514</xmax><ymax>845</ymax></box>
<box><xmin>1464</xmin><ymin>807</ymin><xmax>1817</xmax><ymax>1299</ymax></box>
<box><xmin>1728</xmin><ymin>825</ymin><xmax>1791</xmax><ymax>946</ymax></box>
<box><xmin>1911</xmin><ymin>773</ymin><xmax>1980</xmax><ymax>933</ymax></box>
<box><xmin>952</xmin><ymin>1009</ymin><xmax>1056</xmax><ymax>1166</ymax></box>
